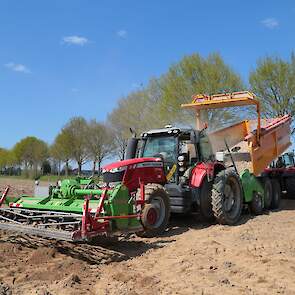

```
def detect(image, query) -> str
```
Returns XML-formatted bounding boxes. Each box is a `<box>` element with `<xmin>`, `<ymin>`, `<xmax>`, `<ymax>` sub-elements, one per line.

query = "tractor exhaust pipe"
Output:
<box><xmin>125</xmin><ymin>138</ymin><xmax>138</xmax><ymax>159</ymax></box>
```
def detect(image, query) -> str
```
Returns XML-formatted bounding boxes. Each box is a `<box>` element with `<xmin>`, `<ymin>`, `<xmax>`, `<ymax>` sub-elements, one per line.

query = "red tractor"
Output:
<box><xmin>263</xmin><ymin>152</ymin><xmax>295</xmax><ymax>199</ymax></box>
<box><xmin>124</xmin><ymin>125</ymin><xmax>242</xmax><ymax>225</ymax></box>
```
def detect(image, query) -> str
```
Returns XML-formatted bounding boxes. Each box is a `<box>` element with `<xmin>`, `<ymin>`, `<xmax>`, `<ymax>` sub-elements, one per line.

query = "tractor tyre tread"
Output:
<box><xmin>136</xmin><ymin>183</ymin><xmax>170</xmax><ymax>238</ymax></box>
<box><xmin>211</xmin><ymin>168</ymin><xmax>243</xmax><ymax>225</ymax></box>
<box><xmin>199</xmin><ymin>178</ymin><xmax>215</xmax><ymax>222</ymax></box>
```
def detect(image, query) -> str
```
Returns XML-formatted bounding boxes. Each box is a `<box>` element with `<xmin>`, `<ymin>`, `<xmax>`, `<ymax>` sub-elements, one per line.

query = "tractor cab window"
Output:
<box><xmin>199</xmin><ymin>132</ymin><xmax>213</xmax><ymax>161</ymax></box>
<box><xmin>282</xmin><ymin>154</ymin><xmax>294</xmax><ymax>167</ymax></box>
<box><xmin>142</xmin><ymin>136</ymin><xmax>177</xmax><ymax>164</ymax></box>
<box><xmin>179</xmin><ymin>140</ymin><xmax>197</xmax><ymax>164</ymax></box>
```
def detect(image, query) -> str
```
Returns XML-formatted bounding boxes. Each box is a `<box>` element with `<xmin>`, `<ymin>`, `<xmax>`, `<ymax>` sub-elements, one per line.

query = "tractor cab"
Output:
<box><xmin>127</xmin><ymin>125</ymin><xmax>213</xmax><ymax>184</ymax></box>
<box><xmin>269</xmin><ymin>152</ymin><xmax>295</xmax><ymax>168</ymax></box>
<box><xmin>125</xmin><ymin>125</ymin><xmax>216</xmax><ymax>214</ymax></box>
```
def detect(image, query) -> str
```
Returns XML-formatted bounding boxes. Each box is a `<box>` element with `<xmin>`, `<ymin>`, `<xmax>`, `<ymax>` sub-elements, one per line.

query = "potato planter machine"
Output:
<box><xmin>0</xmin><ymin>158</ymin><xmax>171</xmax><ymax>242</ymax></box>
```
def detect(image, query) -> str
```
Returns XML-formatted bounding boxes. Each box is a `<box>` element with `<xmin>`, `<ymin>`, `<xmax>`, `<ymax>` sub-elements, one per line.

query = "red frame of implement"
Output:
<box><xmin>72</xmin><ymin>158</ymin><xmax>166</xmax><ymax>241</ymax></box>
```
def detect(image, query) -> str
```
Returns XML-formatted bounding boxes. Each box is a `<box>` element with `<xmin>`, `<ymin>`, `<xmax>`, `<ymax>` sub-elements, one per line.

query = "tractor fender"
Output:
<box><xmin>190</xmin><ymin>162</ymin><xmax>225</xmax><ymax>188</ymax></box>
<box><xmin>190</xmin><ymin>163</ymin><xmax>213</xmax><ymax>188</ymax></box>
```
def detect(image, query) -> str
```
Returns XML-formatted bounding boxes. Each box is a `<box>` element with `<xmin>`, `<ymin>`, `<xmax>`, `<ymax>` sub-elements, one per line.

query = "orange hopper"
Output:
<box><xmin>181</xmin><ymin>91</ymin><xmax>291</xmax><ymax>176</ymax></box>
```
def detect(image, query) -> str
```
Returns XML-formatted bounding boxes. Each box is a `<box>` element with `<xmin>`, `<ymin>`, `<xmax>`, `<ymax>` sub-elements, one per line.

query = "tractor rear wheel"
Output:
<box><xmin>211</xmin><ymin>168</ymin><xmax>243</xmax><ymax>225</ymax></box>
<box><xmin>263</xmin><ymin>178</ymin><xmax>272</xmax><ymax>209</ymax></box>
<box><xmin>199</xmin><ymin>178</ymin><xmax>214</xmax><ymax>222</ymax></box>
<box><xmin>270</xmin><ymin>179</ymin><xmax>281</xmax><ymax>209</ymax></box>
<box><xmin>136</xmin><ymin>184</ymin><xmax>170</xmax><ymax>238</ymax></box>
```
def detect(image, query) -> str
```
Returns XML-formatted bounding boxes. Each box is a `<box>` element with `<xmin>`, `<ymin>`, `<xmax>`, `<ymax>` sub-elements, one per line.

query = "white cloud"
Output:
<box><xmin>117</xmin><ymin>30</ymin><xmax>127</xmax><ymax>38</ymax></box>
<box><xmin>261</xmin><ymin>18</ymin><xmax>279</xmax><ymax>29</ymax></box>
<box><xmin>62</xmin><ymin>35</ymin><xmax>89</xmax><ymax>46</ymax></box>
<box><xmin>5</xmin><ymin>62</ymin><xmax>31</xmax><ymax>73</ymax></box>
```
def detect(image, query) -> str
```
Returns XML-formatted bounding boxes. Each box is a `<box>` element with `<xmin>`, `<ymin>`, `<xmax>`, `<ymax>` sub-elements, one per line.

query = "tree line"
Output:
<box><xmin>0</xmin><ymin>118</ymin><xmax>114</xmax><ymax>178</ymax></box>
<box><xmin>1</xmin><ymin>52</ymin><xmax>295</xmax><ymax>178</ymax></box>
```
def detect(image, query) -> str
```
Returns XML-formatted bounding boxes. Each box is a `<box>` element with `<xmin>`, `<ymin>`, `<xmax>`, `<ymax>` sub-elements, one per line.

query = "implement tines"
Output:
<box><xmin>0</xmin><ymin>207</ymin><xmax>82</xmax><ymax>241</ymax></box>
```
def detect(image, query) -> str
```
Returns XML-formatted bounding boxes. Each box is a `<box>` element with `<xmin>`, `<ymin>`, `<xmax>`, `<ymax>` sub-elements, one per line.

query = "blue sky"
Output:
<box><xmin>1</xmin><ymin>0</ymin><xmax>295</xmax><ymax>148</ymax></box>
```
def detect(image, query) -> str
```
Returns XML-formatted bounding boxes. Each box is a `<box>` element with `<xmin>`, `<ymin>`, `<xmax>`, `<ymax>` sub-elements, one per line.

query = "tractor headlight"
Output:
<box><xmin>103</xmin><ymin>166</ymin><xmax>127</xmax><ymax>183</ymax></box>
<box><xmin>178</xmin><ymin>155</ymin><xmax>185</xmax><ymax>161</ymax></box>
<box><xmin>215</xmin><ymin>152</ymin><xmax>225</xmax><ymax>162</ymax></box>
<box><xmin>109</xmin><ymin>166</ymin><xmax>127</xmax><ymax>173</ymax></box>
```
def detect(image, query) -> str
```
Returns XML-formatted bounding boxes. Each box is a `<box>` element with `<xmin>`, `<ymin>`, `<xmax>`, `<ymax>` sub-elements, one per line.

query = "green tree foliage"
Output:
<box><xmin>159</xmin><ymin>53</ymin><xmax>244</xmax><ymax>128</ymax></box>
<box><xmin>86</xmin><ymin>120</ymin><xmax>114</xmax><ymax>175</ymax></box>
<box><xmin>0</xmin><ymin>148</ymin><xmax>10</xmax><ymax>170</ymax></box>
<box><xmin>108</xmin><ymin>53</ymin><xmax>244</xmax><ymax>158</ymax></box>
<box><xmin>63</xmin><ymin>117</ymin><xmax>88</xmax><ymax>174</ymax></box>
<box><xmin>249</xmin><ymin>54</ymin><xmax>295</xmax><ymax>121</ymax></box>
<box><xmin>108</xmin><ymin>84</ymin><xmax>166</xmax><ymax>159</ymax></box>
<box><xmin>13</xmin><ymin>136</ymin><xmax>48</xmax><ymax>178</ymax></box>
<box><xmin>51</xmin><ymin>129</ymin><xmax>72</xmax><ymax>176</ymax></box>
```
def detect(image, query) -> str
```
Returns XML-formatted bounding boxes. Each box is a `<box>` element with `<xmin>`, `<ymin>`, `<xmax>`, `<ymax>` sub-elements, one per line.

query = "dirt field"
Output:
<box><xmin>1</xmin><ymin>178</ymin><xmax>295</xmax><ymax>295</ymax></box>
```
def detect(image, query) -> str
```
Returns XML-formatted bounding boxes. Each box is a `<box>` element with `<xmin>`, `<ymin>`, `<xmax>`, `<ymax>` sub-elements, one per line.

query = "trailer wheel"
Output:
<box><xmin>136</xmin><ymin>184</ymin><xmax>170</xmax><ymax>238</ymax></box>
<box><xmin>285</xmin><ymin>178</ymin><xmax>295</xmax><ymax>199</ymax></box>
<box><xmin>270</xmin><ymin>179</ymin><xmax>281</xmax><ymax>209</ymax></box>
<box><xmin>199</xmin><ymin>178</ymin><xmax>215</xmax><ymax>222</ymax></box>
<box><xmin>250</xmin><ymin>192</ymin><xmax>263</xmax><ymax>215</ymax></box>
<box><xmin>263</xmin><ymin>178</ymin><xmax>273</xmax><ymax>209</ymax></box>
<box><xmin>211</xmin><ymin>168</ymin><xmax>243</xmax><ymax>225</ymax></box>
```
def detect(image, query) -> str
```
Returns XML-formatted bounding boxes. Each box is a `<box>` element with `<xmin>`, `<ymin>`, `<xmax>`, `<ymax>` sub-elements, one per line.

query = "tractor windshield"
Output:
<box><xmin>142</xmin><ymin>136</ymin><xmax>177</xmax><ymax>164</ymax></box>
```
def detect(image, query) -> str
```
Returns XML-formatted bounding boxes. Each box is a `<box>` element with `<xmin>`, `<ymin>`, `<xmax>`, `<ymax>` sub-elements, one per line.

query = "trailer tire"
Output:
<box><xmin>199</xmin><ymin>178</ymin><xmax>215</xmax><ymax>222</ymax></box>
<box><xmin>136</xmin><ymin>184</ymin><xmax>170</xmax><ymax>238</ymax></box>
<box><xmin>285</xmin><ymin>178</ymin><xmax>295</xmax><ymax>199</ymax></box>
<box><xmin>263</xmin><ymin>178</ymin><xmax>273</xmax><ymax>209</ymax></box>
<box><xmin>270</xmin><ymin>179</ymin><xmax>281</xmax><ymax>209</ymax></box>
<box><xmin>250</xmin><ymin>192</ymin><xmax>263</xmax><ymax>215</ymax></box>
<box><xmin>211</xmin><ymin>168</ymin><xmax>243</xmax><ymax>225</ymax></box>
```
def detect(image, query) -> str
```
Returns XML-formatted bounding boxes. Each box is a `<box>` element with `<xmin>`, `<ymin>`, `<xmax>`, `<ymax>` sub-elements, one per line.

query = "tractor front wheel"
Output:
<box><xmin>211</xmin><ymin>168</ymin><xmax>243</xmax><ymax>225</ymax></box>
<box><xmin>136</xmin><ymin>184</ymin><xmax>170</xmax><ymax>238</ymax></box>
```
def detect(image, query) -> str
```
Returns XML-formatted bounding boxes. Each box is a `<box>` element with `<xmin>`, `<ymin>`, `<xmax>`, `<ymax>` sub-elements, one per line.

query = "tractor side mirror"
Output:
<box><xmin>190</xmin><ymin>130</ymin><xmax>198</xmax><ymax>144</ymax></box>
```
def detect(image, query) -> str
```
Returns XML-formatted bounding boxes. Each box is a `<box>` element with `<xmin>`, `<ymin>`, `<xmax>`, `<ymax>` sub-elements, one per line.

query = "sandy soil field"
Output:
<box><xmin>1</xmin><ymin>178</ymin><xmax>295</xmax><ymax>295</ymax></box>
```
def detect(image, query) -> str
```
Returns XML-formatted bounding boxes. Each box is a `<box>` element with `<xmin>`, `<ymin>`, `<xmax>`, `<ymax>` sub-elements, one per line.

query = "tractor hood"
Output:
<box><xmin>103</xmin><ymin>157</ymin><xmax>163</xmax><ymax>172</ymax></box>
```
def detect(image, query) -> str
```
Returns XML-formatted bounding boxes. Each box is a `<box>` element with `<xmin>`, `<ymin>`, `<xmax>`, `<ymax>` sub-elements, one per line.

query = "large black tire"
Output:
<box><xmin>270</xmin><ymin>179</ymin><xmax>281</xmax><ymax>209</ymax></box>
<box><xmin>250</xmin><ymin>192</ymin><xmax>263</xmax><ymax>215</ymax></box>
<box><xmin>263</xmin><ymin>178</ymin><xmax>273</xmax><ymax>209</ymax></box>
<box><xmin>199</xmin><ymin>178</ymin><xmax>215</xmax><ymax>222</ymax></box>
<box><xmin>136</xmin><ymin>183</ymin><xmax>170</xmax><ymax>238</ymax></box>
<box><xmin>211</xmin><ymin>168</ymin><xmax>243</xmax><ymax>225</ymax></box>
<box><xmin>285</xmin><ymin>178</ymin><xmax>295</xmax><ymax>199</ymax></box>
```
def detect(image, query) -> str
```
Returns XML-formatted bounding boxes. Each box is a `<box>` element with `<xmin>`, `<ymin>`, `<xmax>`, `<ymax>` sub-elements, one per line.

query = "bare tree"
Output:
<box><xmin>86</xmin><ymin>120</ymin><xmax>114</xmax><ymax>175</ymax></box>
<box><xmin>51</xmin><ymin>129</ymin><xmax>72</xmax><ymax>176</ymax></box>
<box><xmin>63</xmin><ymin>117</ymin><xmax>89</xmax><ymax>175</ymax></box>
